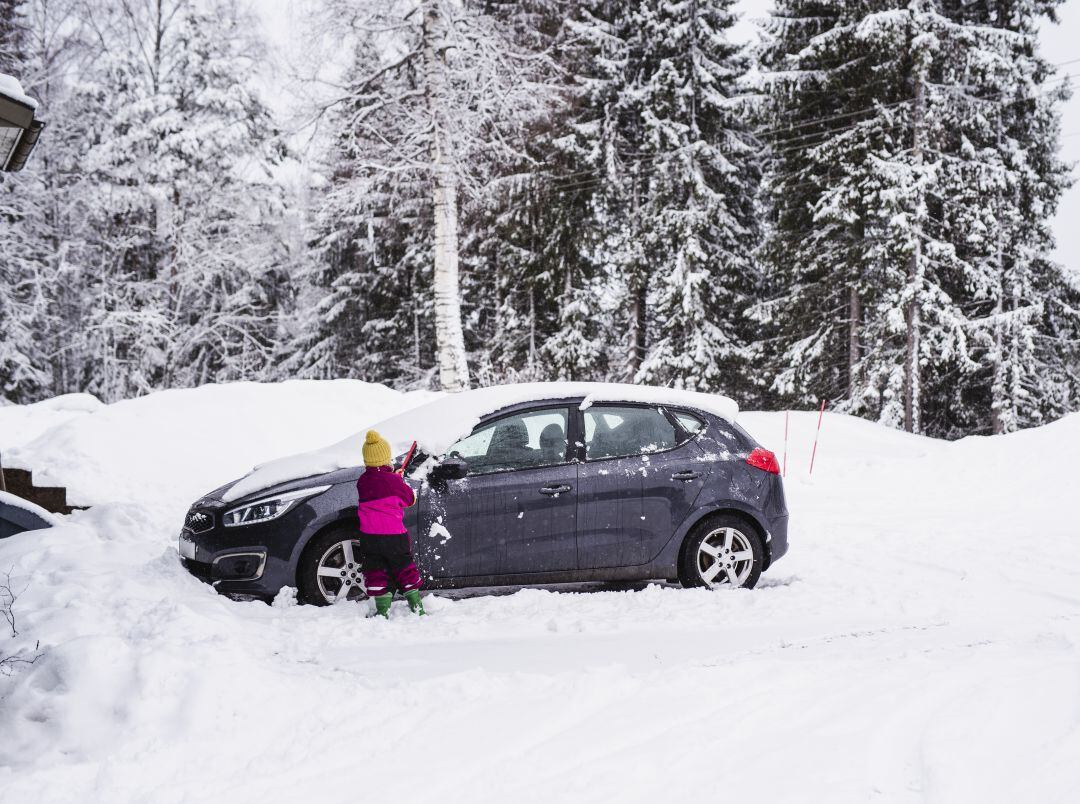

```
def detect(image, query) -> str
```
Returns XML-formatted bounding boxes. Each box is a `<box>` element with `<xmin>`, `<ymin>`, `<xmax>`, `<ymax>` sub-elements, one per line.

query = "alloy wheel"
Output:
<box><xmin>697</xmin><ymin>527</ymin><xmax>754</xmax><ymax>587</ymax></box>
<box><xmin>316</xmin><ymin>539</ymin><xmax>366</xmax><ymax>603</ymax></box>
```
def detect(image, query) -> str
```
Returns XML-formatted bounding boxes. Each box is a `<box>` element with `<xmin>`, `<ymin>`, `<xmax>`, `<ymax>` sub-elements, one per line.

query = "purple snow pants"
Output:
<box><xmin>358</xmin><ymin>533</ymin><xmax>422</xmax><ymax>596</ymax></box>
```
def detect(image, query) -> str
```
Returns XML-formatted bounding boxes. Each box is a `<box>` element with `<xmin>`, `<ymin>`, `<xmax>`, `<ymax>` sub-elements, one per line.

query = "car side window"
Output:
<box><xmin>671</xmin><ymin>410</ymin><xmax>705</xmax><ymax>440</ymax></box>
<box><xmin>446</xmin><ymin>407</ymin><xmax>569</xmax><ymax>475</ymax></box>
<box><xmin>584</xmin><ymin>406</ymin><xmax>678</xmax><ymax>461</ymax></box>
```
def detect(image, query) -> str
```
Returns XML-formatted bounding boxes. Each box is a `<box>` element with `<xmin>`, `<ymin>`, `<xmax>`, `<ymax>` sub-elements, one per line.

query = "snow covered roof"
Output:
<box><xmin>0</xmin><ymin>489</ymin><xmax>61</xmax><ymax>532</ymax></box>
<box><xmin>0</xmin><ymin>73</ymin><xmax>38</xmax><ymax>112</ymax></box>
<box><xmin>222</xmin><ymin>382</ymin><xmax>739</xmax><ymax>502</ymax></box>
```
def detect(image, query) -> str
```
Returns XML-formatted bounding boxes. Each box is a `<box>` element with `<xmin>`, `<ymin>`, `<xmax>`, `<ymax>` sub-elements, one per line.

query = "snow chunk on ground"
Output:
<box><xmin>224</xmin><ymin>382</ymin><xmax>737</xmax><ymax>501</ymax></box>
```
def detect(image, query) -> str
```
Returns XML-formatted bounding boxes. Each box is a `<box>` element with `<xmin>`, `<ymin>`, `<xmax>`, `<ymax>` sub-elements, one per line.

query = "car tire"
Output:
<box><xmin>678</xmin><ymin>514</ymin><xmax>765</xmax><ymax>590</ymax></box>
<box><xmin>297</xmin><ymin>525</ymin><xmax>368</xmax><ymax>606</ymax></box>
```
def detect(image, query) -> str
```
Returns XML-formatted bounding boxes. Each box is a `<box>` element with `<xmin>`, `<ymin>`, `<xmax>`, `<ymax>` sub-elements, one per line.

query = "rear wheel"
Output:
<box><xmin>297</xmin><ymin>526</ymin><xmax>368</xmax><ymax>605</ymax></box>
<box><xmin>678</xmin><ymin>514</ymin><xmax>764</xmax><ymax>590</ymax></box>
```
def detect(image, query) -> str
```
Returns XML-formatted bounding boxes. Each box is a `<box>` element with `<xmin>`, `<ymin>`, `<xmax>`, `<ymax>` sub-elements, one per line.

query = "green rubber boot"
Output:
<box><xmin>372</xmin><ymin>593</ymin><xmax>393</xmax><ymax>618</ymax></box>
<box><xmin>404</xmin><ymin>589</ymin><xmax>425</xmax><ymax>616</ymax></box>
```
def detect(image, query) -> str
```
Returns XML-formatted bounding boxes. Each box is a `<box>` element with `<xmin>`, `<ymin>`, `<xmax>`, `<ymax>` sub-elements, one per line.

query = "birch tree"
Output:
<box><xmin>304</xmin><ymin>0</ymin><xmax>551</xmax><ymax>391</ymax></box>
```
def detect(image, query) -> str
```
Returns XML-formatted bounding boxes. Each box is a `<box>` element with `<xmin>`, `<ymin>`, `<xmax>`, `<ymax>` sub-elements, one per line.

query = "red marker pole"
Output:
<box><xmin>808</xmin><ymin>399</ymin><xmax>826</xmax><ymax>477</ymax></box>
<box><xmin>782</xmin><ymin>411</ymin><xmax>789</xmax><ymax>478</ymax></box>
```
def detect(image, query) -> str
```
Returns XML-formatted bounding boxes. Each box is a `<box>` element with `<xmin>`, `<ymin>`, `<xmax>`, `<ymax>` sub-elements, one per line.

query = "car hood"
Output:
<box><xmin>192</xmin><ymin>464</ymin><xmax>365</xmax><ymax>509</ymax></box>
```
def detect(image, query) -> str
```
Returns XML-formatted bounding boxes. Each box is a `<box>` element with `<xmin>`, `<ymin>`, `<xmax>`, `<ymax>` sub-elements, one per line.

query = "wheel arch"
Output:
<box><xmin>674</xmin><ymin>503</ymin><xmax>772</xmax><ymax>571</ymax></box>
<box><xmin>290</xmin><ymin>513</ymin><xmax>357</xmax><ymax>586</ymax></box>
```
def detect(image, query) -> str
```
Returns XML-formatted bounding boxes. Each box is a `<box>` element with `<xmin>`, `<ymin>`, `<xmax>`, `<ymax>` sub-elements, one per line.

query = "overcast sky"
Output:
<box><xmin>255</xmin><ymin>0</ymin><xmax>1079</xmax><ymax>273</ymax></box>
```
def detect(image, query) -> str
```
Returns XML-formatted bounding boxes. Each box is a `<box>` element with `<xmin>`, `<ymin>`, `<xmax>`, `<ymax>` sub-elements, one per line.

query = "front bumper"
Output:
<box><xmin>178</xmin><ymin>509</ymin><xmax>297</xmax><ymax>600</ymax></box>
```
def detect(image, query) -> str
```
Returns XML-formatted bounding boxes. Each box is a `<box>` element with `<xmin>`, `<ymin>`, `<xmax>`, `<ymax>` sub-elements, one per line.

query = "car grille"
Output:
<box><xmin>184</xmin><ymin>508</ymin><xmax>215</xmax><ymax>534</ymax></box>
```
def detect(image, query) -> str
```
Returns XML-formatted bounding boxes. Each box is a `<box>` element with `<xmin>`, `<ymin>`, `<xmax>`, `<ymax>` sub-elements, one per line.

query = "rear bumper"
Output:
<box><xmin>765</xmin><ymin>513</ymin><xmax>789</xmax><ymax>568</ymax></box>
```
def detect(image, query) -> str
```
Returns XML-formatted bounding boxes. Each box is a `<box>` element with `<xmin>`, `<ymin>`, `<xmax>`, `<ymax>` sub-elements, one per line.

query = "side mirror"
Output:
<box><xmin>430</xmin><ymin>457</ymin><xmax>468</xmax><ymax>482</ymax></box>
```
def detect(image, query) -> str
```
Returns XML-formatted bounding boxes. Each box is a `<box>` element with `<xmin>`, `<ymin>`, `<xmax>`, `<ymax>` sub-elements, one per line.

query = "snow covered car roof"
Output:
<box><xmin>222</xmin><ymin>382</ymin><xmax>738</xmax><ymax>502</ymax></box>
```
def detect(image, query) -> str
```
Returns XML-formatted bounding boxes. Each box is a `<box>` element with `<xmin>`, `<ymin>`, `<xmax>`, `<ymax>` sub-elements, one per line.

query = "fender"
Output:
<box><xmin>649</xmin><ymin>499</ymin><xmax>774</xmax><ymax>576</ymax></box>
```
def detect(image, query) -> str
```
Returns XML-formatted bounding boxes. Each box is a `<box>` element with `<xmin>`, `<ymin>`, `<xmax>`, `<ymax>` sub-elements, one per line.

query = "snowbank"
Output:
<box><xmin>224</xmin><ymin>382</ymin><xmax>738</xmax><ymax>501</ymax></box>
<box><xmin>2</xmin><ymin>381</ymin><xmax>434</xmax><ymax>508</ymax></box>
<box><xmin>0</xmin><ymin>393</ymin><xmax>103</xmax><ymax>451</ymax></box>
<box><xmin>2</xmin><ymin>382</ymin><xmax>1080</xmax><ymax>802</ymax></box>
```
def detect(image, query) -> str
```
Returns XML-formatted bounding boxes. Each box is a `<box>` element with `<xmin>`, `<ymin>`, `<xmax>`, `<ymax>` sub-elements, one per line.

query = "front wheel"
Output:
<box><xmin>297</xmin><ymin>526</ymin><xmax>368</xmax><ymax>605</ymax></box>
<box><xmin>678</xmin><ymin>515</ymin><xmax>765</xmax><ymax>590</ymax></box>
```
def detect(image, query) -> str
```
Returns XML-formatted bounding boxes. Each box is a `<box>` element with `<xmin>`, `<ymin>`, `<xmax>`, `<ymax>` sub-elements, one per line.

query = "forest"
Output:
<box><xmin>1</xmin><ymin>0</ymin><xmax>1077</xmax><ymax>438</ymax></box>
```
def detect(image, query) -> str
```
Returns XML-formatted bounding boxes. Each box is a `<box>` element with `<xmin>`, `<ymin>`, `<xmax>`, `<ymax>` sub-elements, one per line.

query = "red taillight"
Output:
<box><xmin>746</xmin><ymin>447</ymin><xmax>780</xmax><ymax>475</ymax></box>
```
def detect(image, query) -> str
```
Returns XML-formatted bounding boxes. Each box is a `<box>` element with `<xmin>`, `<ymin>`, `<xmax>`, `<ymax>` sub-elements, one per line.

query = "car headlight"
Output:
<box><xmin>223</xmin><ymin>485</ymin><xmax>331</xmax><ymax>528</ymax></box>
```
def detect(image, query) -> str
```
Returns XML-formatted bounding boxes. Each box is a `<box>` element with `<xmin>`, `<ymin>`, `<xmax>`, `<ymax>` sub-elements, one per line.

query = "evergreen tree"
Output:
<box><xmin>759</xmin><ymin>0</ymin><xmax>1074</xmax><ymax>436</ymax></box>
<box><xmin>628</xmin><ymin>0</ymin><xmax>762</xmax><ymax>395</ymax></box>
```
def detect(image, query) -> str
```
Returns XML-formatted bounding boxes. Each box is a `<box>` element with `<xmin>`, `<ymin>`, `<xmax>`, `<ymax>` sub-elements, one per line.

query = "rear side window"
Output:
<box><xmin>671</xmin><ymin>410</ymin><xmax>705</xmax><ymax>438</ymax></box>
<box><xmin>584</xmin><ymin>406</ymin><xmax>678</xmax><ymax>460</ymax></box>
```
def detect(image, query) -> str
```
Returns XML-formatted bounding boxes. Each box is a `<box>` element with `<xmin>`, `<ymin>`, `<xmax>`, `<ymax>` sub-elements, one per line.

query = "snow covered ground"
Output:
<box><xmin>1</xmin><ymin>381</ymin><xmax>1079</xmax><ymax>803</ymax></box>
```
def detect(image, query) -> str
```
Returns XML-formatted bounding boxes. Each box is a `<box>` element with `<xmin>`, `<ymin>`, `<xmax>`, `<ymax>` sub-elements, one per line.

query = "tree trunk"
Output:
<box><xmin>990</xmin><ymin>247</ymin><xmax>1006</xmax><ymax>435</ymax></box>
<box><xmin>421</xmin><ymin>0</ymin><xmax>470</xmax><ymax>392</ymax></box>
<box><xmin>904</xmin><ymin>74</ymin><xmax>925</xmax><ymax>434</ymax></box>
<box><xmin>626</xmin><ymin>280</ymin><xmax>647</xmax><ymax>382</ymax></box>
<box><xmin>848</xmin><ymin>286</ymin><xmax>861</xmax><ymax>399</ymax></box>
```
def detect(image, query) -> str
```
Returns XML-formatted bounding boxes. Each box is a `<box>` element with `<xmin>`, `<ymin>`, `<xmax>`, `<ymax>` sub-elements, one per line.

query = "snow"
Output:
<box><xmin>224</xmin><ymin>382</ymin><xmax>738</xmax><ymax>502</ymax></box>
<box><xmin>0</xmin><ymin>490</ymin><xmax>61</xmax><ymax>528</ymax></box>
<box><xmin>2</xmin><ymin>381</ymin><xmax>433</xmax><ymax>508</ymax></box>
<box><xmin>0</xmin><ymin>73</ymin><xmax>38</xmax><ymax>110</ymax></box>
<box><xmin>2</xmin><ymin>380</ymin><xmax>1080</xmax><ymax>802</ymax></box>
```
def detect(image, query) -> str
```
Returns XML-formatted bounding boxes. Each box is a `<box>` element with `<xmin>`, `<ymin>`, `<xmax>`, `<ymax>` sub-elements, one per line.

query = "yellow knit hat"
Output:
<box><xmin>363</xmin><ymin>430</ymin><xmax>392</xmax><ymax>468</ymax></box>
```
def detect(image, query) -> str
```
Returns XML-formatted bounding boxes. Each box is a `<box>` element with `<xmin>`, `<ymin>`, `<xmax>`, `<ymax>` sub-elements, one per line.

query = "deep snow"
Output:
<box><xmin>1</xmin><ymin>382</ymin><xmax>1079</xmax><ymax>803</ymax></box>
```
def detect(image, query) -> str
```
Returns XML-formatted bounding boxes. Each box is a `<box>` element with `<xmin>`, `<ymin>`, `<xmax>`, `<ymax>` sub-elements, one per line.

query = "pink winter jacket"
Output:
<box><xmin>356</xmin><ymin>465</ymin><xmax>416</xmax><ymax>535</ymax></box>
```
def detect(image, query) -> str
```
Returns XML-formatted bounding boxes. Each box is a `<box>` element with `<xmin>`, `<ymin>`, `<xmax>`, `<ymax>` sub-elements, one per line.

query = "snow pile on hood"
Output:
<box><xmin>222</xmin><ymin>382</ymin><xmax>738</xmax><ymax>501</ymax></box>
<box><xmin>0</xmin><ymin>72</ymin><xmax>38</xmax><ymax>110</ymax></box>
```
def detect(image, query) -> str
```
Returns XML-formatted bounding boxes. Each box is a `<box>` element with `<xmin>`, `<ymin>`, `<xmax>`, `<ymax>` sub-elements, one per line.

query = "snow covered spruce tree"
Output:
<box><xmin>547</xmin><ymin>0</ymin><xmax>760</xmax><ymax>392</ymax></box>
<box><xmin>76</xmin><ymin>0</ymin><xmax>289</xmax><ymax>400</ymax></box>
<box><xmin>626</xmin><ymin>0</ymin><xmax>761</xmax><ymax>394</ymax></box>
<box><xmin>758</xmin><ymin>0</ymin><xmax>1074</xmax><ymax>436</ymax></box>
<box><xmin>935</xmin><ymin>0</ymin><xmax>1077</xmax><ymax>434</ymax></box>
<box><xmin>466</xmin><ymin>0</ymin><xmax>611</xmax><ymax>383</ymax></box>
<box><xmin>300</xmin><ymin>0</ymin><xmax>551</xmax><ymax>391</ymax></box>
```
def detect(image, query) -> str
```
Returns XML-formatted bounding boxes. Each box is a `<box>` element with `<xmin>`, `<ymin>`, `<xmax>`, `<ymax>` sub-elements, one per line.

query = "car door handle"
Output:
<box><xmin>671</xmin><ymin>470</ymin><xmax>702</xmax><ymax>481</ymax></box>
<box><xmin>539</xmin><ymin>484</ymin><xmax>572</xmax><ymax>495</ymax></box>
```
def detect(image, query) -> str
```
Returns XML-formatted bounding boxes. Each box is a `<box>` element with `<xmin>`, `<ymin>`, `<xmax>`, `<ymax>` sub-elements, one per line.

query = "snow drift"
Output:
<box><xmin>1</xmin><ymin>380</ymin><xmax>1079</xmax><ymax>803</ymax></box>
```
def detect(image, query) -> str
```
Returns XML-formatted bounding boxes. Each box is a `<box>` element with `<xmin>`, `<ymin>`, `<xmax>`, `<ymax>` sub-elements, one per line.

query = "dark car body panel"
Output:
<box><xmin>179</xmin><ymin>396</ymin><xmax>789</xmax><ymax>599</ymax></box>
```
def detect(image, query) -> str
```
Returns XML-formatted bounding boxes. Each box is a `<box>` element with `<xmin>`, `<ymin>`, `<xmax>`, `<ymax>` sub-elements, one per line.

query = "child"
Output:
<box><xmin>356</xmin><ymin>430</ymin><xmax>424</xmax><ymax>617</ymax></box>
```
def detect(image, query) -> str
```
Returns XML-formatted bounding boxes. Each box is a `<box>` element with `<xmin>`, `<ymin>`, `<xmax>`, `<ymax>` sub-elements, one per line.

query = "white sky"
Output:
<box><xmin>254</xmin><ymin>0</ymin><xmax>1079</xmax><ymax>273</ymax></box>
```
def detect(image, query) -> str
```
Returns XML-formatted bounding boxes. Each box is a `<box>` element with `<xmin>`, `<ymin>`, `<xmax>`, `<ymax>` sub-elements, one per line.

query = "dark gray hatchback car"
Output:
<box><xmin>179</xmin><ymin>392</ymin><xmax>789</xmax><ymax>604</ymax></box>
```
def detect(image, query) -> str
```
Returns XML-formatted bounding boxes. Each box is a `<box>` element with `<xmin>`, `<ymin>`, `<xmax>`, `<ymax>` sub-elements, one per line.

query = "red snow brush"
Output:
<box><xmin>398</xmin><ymin>440</ymin><xmax>418</xmax><ymax>475</ymax></box>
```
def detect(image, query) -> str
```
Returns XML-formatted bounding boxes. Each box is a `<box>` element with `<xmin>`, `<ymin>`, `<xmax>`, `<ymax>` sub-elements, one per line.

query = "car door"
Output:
<box><xmin>575</xmin><ymin>404</ymin><xmax>710</xmax><ymax>569</ymax></box>
<box><xmin>415</xmin><ymin>405</ymin><xmax>579</xmax><ymax>579</ymax></box>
